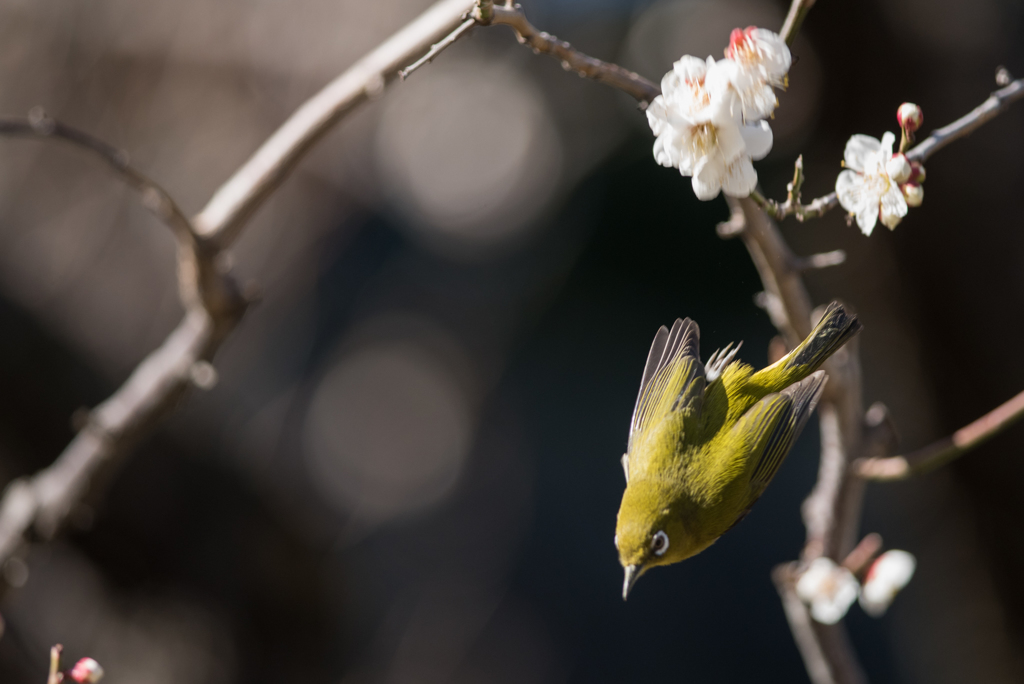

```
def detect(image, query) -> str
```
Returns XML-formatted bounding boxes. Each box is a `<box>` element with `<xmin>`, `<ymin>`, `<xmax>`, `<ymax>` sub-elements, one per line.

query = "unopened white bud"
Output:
<box><xmin>902</xmin><ymin>182</ymin><xmax>924</xmax><ymax>207</ymax></box>
<box><xmin>886</xmin><ymin>154</ymin><xmax>912</xmax><ymax>184</ymax></box>
<box><xmin>897</xmin><ymin>102</ymin><xmax>923</xmax><ymax>132</ymax></box>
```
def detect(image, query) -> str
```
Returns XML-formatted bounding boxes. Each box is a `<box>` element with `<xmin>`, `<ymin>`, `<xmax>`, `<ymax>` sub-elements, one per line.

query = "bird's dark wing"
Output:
<box><xmin>628</xmin><ymin>318</ymin><xmax>705</xmax><ymax>456</ymax></box>
<box><xmin>743</xmin><ymin>371</ymin><xmax>828</xmax><ymax>496</ymax></box>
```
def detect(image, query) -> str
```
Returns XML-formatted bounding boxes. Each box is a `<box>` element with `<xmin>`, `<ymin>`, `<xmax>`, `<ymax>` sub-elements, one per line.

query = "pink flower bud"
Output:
<box><xmin>902</xmin><ymin>182</ymin><xmax>924</xmax><ymax>207</ymax></box>
<box><xmin>69</xmin><ymin>658</ymin><xmax>104</xmax><ymax>684</ymax></box>
<box><xmin>897</xmin><ymin>103</ymin><xmax>923</xmax><ymax>133</ymax></box>
<box><xmin>908</xmin><ymin>161</ymin><xmax>926</xmax><ymax>183</ymax></box>
<box><xmin>886</xmin><ymin>154</ymin><xmax>912</xmax><ymax>184</ymax></box>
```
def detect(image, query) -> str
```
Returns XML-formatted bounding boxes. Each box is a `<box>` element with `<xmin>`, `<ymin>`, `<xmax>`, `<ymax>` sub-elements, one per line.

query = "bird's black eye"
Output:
<box><xmin>651</xmin><ymin>530</ymin><xmax>669</xmax><ymax>556</ymax></box>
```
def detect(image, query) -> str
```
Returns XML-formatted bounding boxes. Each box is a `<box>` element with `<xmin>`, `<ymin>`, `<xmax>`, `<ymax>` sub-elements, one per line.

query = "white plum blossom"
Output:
<box><xmin>648</xmin><ymin>55</ymin><xmax>774</xmax><ymax>200</ymax></box>
<box><xmin>835</xmin><ymin>132</ymin><xmax>909</xmax><ymax>235</ymax></box>
<box><xmin>859</xmin><ymin>550</ymin><xmax>917</xmax><ymax>617</ymax></box>
<box><xmin>709</xmin><ymin>27</ymin><xmax>792</xmax><ymax>121</ymax></box>
<box><xmin>795</xmin><ymin>557</ymin><xmax>860</xmax><ymax>625</ymax></box>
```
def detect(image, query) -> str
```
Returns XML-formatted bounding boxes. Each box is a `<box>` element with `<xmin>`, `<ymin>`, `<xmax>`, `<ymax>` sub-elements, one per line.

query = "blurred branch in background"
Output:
<box><xmin>0</xmin><ymin>0</ymin><xmax>479</xmax><ymax>601</ymax></box>
<box><xmin>0</xmin><ymin>110</ymin><xmax>194</xmax><ymax>244</ymax></box>
<box><xmin>855</xmin><ymin>387</ymin><xmax>1024</xmax><ymax>481</ymax></box>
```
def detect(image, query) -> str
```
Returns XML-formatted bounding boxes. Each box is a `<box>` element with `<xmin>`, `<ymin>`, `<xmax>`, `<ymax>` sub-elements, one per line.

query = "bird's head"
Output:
<box><xmin>615</xmin><ymin>478</ymin><xmax>706</xmax><ymax>600</ymax></box>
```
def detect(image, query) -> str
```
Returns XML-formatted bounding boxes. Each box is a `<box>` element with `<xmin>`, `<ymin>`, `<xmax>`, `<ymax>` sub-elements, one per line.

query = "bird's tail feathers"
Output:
<box><xmin>783</xmin><ymin>301</ymin><xmax>862</xmax><ymax>372</ymax></box>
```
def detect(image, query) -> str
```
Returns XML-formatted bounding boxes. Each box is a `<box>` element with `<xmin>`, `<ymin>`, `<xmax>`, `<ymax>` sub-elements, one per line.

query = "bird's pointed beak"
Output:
<box><xmin>622</xmin><ymin>564</ymin><xmax>643</xmax><ymax>600</ymax></box>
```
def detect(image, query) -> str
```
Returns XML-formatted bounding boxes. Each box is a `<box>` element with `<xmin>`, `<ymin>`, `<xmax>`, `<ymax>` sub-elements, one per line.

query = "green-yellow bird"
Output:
<box><xmin>616</xmin><ymin>302</ymin><xmax>861</xmax><ymax>599</ymax></box>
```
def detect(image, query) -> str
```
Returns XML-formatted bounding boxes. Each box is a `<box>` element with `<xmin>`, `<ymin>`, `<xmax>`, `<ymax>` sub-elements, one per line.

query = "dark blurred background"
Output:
<box><xmin>0</xmin><ymin>0</ymin><xmax>1022</xmax><ymax>682</ymax></box>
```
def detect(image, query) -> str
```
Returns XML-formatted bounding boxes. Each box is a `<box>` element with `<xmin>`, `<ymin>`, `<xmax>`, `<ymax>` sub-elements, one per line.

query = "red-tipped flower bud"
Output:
<box><xmin>908</xmin><ymin>160</ymin><xmax>926</xmax><ymax>183</ymax></box>
<box><xmin>69</xmin><ymin>658</ymin><xmax>104</xmax><ymax>684</ymax></box>
<box><xmin>897</xmin><ymin>102</ymin><xmax>923</xmax><ymax>133</ymax></box>
<box><xmin>902</xmin><ymin>182</ymin><xmax>924</xmax><ymax>207</ymax></box>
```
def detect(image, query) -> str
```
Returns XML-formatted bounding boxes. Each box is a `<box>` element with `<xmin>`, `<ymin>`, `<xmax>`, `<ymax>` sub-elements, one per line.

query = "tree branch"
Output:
<box><xmin>774</xmin><ymin>564</ymin><xmax>868</xmax><ymax>684</ymax></box>
<box><xmin>854</xmin><ymin>387</ymin><xmax>1024</xmax><ymax>481</ymax></box>
<box><xmin>0</xmin><ymin>0</ymin><xmax>484</xmax><ymax>600</ymax></box>
<box><xmin>0</xmin><ymin>108</ymin><xmax>195</xmax><ymax>243</ymax></box>
<box><xmin>723</xmin><ymin>187</ymin><xmax>869</xmax><ymax>683</ymax></box>
<box><xmin>192</xmin><ymin>0</ymin><xmax>478</xmax><ymax>247</ymax></box>
<box><xmin>475</xmin><ymin>2</ymin><xmax>660</xmax><ymax>106</ymax></box>
<box><xmin>907</xmin><ymin>78</ymin><xmax>1024</xmax><ymax>162</ymax></box>
<box><xmin>780</xmin><ymin>0</ymin><xmax>817</xmax><ymax>46</ymax></box>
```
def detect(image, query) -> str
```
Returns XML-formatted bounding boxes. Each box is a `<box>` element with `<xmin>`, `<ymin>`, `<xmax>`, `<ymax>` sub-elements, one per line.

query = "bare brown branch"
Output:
<box><xmin>477</xmin><ymin>2</ymin><xmax>660</xmax><ymax>106</ymax></box>
<box><xmin>908</xmin><ymin>78</ymin><xmax>1024</xmax><ymax>161</ymax></box>
<box><xmin>774</xmin><ymin>564</ymin><xmax>868</xmax><ymax>684</ymax></box>
<box><xmin>193</xmin><ymin>0</ymin><xmax>478</xmax><ymax>247</ymax></box>
<box><xmin>47</xmin><ymin>645</ymin><xmax>62</xmax><ymax>684</ymax></box>
<box><xmin>0</xmin><ymin>108</ymin><xmax>195</xmax><ymax>242</ymax></box>
<box><xmin>400</xmin><ymin>16</ymin><xmax>477</xmax><ymax>79</ymax></box>
<box><xmin>750</xmin><ymin>188</ymin><xmax>839</xmax><ymax>223</ymax></box>
<box><xmin>725</xmin><ymin>191</ymin><xmax>867</xmax><ymax>679</ymax></box>
<box><xmin>0</xmin><ymin>0</ymin><xmax>506</xmax><ymax>602</ymax></box>
<box><xmin>780</xmin><ymin>0</ymin><xmax>818</xmax><ymax>45</ymax></box>
<box><xmin>854</xmin><ymin>387</ymin><xmax>1024</xmax><ymax>481</ymax></box>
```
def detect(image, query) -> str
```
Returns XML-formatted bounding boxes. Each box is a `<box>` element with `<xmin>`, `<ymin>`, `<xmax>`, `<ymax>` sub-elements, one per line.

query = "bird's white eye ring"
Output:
<box><xmin>651</xmin><ymin>530</ymin><xmax>669</xmax><ymax>556</ymax></box>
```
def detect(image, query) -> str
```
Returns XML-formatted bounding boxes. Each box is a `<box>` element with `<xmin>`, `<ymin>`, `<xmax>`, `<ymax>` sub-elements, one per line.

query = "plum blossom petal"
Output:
<box><xmin>708</xmin><ymin>58</ymin><xmax>779</xmax><ymax>121</ymax></box>
<box><xmin>692</xmin><ymin>152</ymin><xmax>727</xmax><ymax>200</ymax></box>
<box><xmin>796</xmin><ymin>557</ymin><xmax>860</xmax><ymax>625</ymax></box>
<box><xmin>721</xmin><ymin>157</ymin><xmax>758</xmax><ymax>197</ymax></box>
<box><xmin>740</xmin><ymin>120</ymin><xmax>773</xmax><ymax>160</ymax></box>
<box><xmin>707</xmin><ymin>27</ymin><xmax>790</xmax><ymax>121</ymax></box>
<box><xmin>725</xmin><ymin>27</ymin><xmax>791</xmax><ymax>83</ymax></box>
<box><xmin>880</xmin><ymin>185</ymin><xmax>908</xmax><ymax>229</ymax></box>
<box><xmin>843</xmin><ymin>134</ymin><xmax>882</xmax><ymax>172</ymax></box>
<box><xmin>716</xmin><ymin>116</ymin><xmax>749</xmax><ymax>162</ymax></box>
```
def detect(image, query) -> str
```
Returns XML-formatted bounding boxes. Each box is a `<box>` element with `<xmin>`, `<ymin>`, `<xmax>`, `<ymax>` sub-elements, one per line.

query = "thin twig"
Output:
<box><xmin>48</xmin><ymin>645</ymin><xmax>63</xmax><ymax>684</ymax></box>
<box><xmin>774</xmin><ymin>564</ymin><xmax>868</xmax><ymax>684</ymax></box>
<box><xmin>780</xmin><ymin>0</ymin><xmax>817</xmax><ymax>46</ymax></box>
<box><xmin>840</xmin><ymin>533</ymin><xmax>882</xmax><ymax>576</ymax></box>
<box><xmin>400</xmin><ymin>17</ymin><xmax>477</xmax><ymax>80</ymax></box>
<box><xmin>854</xmin><ymin>387</ymin><xmax>1024</xmax><ymax>481</ymax></box>
<box><xmin>749</xmin><ymin>187</ymin><xmax>838</xmax><ymax>223</ymax></box>
<box><xmin>193</xmin><ymin>0</ymin><xmax>478</xmax><ymax>247</ymax></box>
<box><xmin>477</xmin><ymin>3</ymin><xmax>660</xmax><ymax>106</ymax></box>
<box><xmin>0</xmin><ymin>109</ymin><xmax>195</xmax><ymax>242</ymax></box>
<box><xmin>907</xmin><ymin>78</ymin><xmax>1024</xmax><ymax>161</ymax></box>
